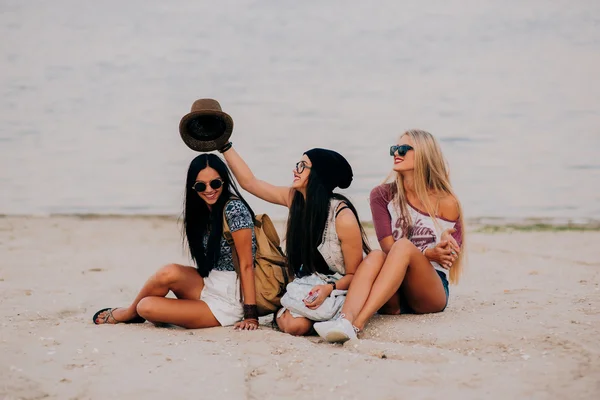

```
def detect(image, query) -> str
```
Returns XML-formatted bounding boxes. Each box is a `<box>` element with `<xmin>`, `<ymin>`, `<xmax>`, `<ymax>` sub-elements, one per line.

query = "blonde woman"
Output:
<box><xmin>314</xmin><ymin>130</ymin><xmax>464</xmax><ymax>343</ymax></box>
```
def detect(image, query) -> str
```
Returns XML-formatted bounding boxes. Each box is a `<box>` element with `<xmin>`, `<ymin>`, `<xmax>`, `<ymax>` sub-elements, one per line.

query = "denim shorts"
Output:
<box><xmin>398</xmin><ymin>269</ymin><xmax>449</xmax><ymax>314</ymax></box>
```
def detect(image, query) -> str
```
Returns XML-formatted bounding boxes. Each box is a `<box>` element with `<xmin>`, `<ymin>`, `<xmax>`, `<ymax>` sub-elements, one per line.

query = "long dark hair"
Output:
<box><xmin>285</xmin><ymin>169</ymin><xmax>371</xmax><ymax>277</ymax></box>
<box><xmin>182</xmin><ymin>154</ymin><xmax>254</xmax><ymax>277</ymax></box>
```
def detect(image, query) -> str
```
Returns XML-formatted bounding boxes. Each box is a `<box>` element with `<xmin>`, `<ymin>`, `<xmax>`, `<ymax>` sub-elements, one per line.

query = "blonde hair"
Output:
<box><xmin>388</xmin><ymin>129</ymin><xmax>465</xmax><ymax>284</ymax></box>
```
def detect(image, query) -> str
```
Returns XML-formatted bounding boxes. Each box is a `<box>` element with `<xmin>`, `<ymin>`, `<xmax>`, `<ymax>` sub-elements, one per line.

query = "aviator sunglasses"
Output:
<box><xmin>390</xmin><ymin>144</ymin><xmax>414</xmax><ymax>157</ymax></box>
<box><xmin>192</xmin><ymin>179</ymin><xmax>223</xmax><ymax>193</ymax></box>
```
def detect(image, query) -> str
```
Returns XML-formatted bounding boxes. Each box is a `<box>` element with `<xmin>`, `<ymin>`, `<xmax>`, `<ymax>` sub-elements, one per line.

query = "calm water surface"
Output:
<box><xmin>1</xmin><ymin>1</ymin><xmax>599</xmax><ymax>222</ymax></box>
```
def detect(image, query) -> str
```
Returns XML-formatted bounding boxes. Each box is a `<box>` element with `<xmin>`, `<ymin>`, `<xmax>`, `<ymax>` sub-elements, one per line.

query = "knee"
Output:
<box><xmin>366</xmin><ymin>250</ymin><xmax>386</xmax><ymax>266</ymax></box>
<box><xmin>390</xmin><ymin>238</ymin><xmax>415</xmax><ymax>255</ymax></box>
<box><xmin>356</xmin><ymin>250</ymin><xmax>386</xmax><ymax>278</ymax></box>
<box><xmin>282</xmin><ymin>323</ymin><xmax>311</xmax><ymax>336</ymax></box>
<box><xmin>136</xmin><ymin>297</ymin><xmax>155</xmax><ymax>320</ymax></box>
<box><xmin>154</xmin><ymin>263</ymin><xmax>183</xmax><ymax>285</ymax></box>
<box><xmin>277</xmin><ymin>313</ymin><xmax>311</xmax><ymax>336</ymax></box>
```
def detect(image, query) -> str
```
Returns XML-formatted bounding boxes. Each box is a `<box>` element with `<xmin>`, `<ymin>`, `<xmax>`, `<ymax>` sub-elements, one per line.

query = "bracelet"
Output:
<box><xmin>243</xmin><ymin>304</ymin><xmax>258</xmax><ymax>320</ymax></box>
<box><xmin>218</xmin><ymin>142</ymin><xmax>233</xmax><ymax>153</ymax></box>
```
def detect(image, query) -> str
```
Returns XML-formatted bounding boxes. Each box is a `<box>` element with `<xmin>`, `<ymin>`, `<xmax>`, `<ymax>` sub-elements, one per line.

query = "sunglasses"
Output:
<box><xmin>295</xmin><ymin>161</ymin><xmax>312</xmax><ymax>174</ymax></box>
<box><xmin>390</xmin><ymin>144</ymin><xmax>414</xmax><ymax>157</ymax></box>
<box><xmin>192</xmin><ymin>179</ymin><xmax>223</xmax><ymax>193</ymax></box>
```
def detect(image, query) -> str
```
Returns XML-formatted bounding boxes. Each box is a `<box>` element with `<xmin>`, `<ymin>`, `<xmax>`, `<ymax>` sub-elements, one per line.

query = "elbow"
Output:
<box><xmin>237</xmin><ymin>179</ymin><xmax>250</xmax><ymax>190</ymax></box>
<box><xmin>239</xmin><ymin>261</ymin><xmax>254</xmax><ymax>273</ymax></box>
<box><xmin>238</xmin><ymin>178</ymin><xmax>255</xmax><ymax>192</ymax></box>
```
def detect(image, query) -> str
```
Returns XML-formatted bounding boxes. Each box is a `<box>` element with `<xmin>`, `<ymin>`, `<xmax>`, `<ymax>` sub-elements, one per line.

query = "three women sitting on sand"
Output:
<box><xmin>93</xmin><ymin>100</ymin><xmax>464</xmax><ymax>342</ymax></box>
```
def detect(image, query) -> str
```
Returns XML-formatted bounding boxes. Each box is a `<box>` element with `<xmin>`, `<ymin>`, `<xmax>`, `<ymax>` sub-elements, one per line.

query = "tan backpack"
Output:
<box><xmin>222</xmin><ymin>199</ymin><xmax>292</xmax><ymax>316</ymax></box>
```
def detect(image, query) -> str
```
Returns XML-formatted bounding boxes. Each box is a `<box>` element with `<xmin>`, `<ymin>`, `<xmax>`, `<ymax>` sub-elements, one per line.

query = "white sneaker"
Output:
<box><xmin>314</xmin><ymin>315</ymin><xmax>359</xmax><ymax>343</ymax></box>
<box><xmin>313</xmin><ymin>319</ymin><xmax>338</xmax><ymax>339</ymax></box>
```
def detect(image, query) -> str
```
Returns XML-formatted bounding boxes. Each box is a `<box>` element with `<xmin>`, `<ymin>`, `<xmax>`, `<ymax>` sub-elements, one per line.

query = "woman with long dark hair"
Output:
<box><xmin>220</xmin><ymin>142</ymin><xmax>381</xmax><ymax>336</ymax></box>
<box><xmin>92</xmin><ymin>154</ymin><xmax>260</xmax><ymax>330</ymax></box>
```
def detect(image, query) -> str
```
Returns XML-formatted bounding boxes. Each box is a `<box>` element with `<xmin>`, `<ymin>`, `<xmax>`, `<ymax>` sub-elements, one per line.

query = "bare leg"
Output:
<box><xmin>337</xmin><ymin>250</ymin><xmax>386</xmax><ymax>323</ymax></box>
<box><xmin>95</xmin><ymin>264</ymin><xmax>203</xmax><ymax>324</ymax></box>
<box><xmin>276</xmin><ymin>310</ymin><xmax>313</xmax><ymax>336</ymax></box>
<box><xmin>136</xmin><ymin>297</ymin><xmax>220</xmax><ymax>329</ymax></box>
<box><xmin>352</xmin><ymin>239</ymin><xmax>447</xmax><ymax>330</ymax></box>
<box><xmin>377</xmin><ymin>291</ymin><xmax>402</xmax><ymax>315</ymax></box>
<box><xmin>378</xmin><ymin>285</ymin><xmax>420</xmax><ymax>315</ymax></box>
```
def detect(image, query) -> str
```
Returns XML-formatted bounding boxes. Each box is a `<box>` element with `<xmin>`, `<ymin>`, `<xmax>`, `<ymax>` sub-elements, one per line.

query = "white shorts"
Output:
<box><xmin>200</xmin><ymin>270</ymin><xmax>243</xmax><ymax>327</ymax></box>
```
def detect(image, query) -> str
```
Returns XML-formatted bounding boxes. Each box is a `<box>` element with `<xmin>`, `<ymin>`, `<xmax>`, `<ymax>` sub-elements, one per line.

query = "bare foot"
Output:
<box><xmin>377</xmin><ymin>305</ymin><xmax>402</xmax><ymax>315</ymax></box>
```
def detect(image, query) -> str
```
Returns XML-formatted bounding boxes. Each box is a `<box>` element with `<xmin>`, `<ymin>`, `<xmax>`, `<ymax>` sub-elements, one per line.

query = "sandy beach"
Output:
<box><xmin>1</xmin><ymin>215</ymin><xmax>599</xmax><ymax>400</ymax></box>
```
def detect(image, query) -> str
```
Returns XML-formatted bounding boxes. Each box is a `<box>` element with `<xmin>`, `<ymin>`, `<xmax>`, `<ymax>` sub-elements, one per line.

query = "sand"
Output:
<box><xmin>1</xmin><ymin>216</ymin><xmax>599</xmax><ymax>400</ymax></box>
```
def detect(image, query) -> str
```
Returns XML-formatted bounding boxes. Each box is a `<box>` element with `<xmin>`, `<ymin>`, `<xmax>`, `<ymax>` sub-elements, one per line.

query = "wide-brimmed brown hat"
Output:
<box><xmin>179</xmin><ymin>99</ymin><xmax>234</xmax><ymax>152</ymax></box>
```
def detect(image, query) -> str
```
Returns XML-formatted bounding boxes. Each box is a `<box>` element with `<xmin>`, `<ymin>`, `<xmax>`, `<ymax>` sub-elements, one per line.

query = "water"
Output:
<box><xmin>1</xmin><ymin>0</ymin><xmax>599</xmax><ymax>222</ymax></box>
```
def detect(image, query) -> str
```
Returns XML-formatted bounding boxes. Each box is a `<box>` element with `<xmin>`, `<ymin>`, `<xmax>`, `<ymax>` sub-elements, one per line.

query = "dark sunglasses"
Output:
<box><xmin>390</xmin><ymin>144</ymin><xmax>414</xmax><ymax>157</ymax></box>
<box><xmin>295</xmin><ymin>161</ymin><xmax>312</xmax><ymax>174</ymax></box>
<box><xmin>192</xmin><ymin>179</ymin><xmax>223</xmax><ymax>193</ymax></box>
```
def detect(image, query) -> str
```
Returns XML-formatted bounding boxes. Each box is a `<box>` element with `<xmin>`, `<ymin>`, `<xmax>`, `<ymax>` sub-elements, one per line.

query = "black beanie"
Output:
<box><xmin>304</xmin><ymin>148</ymin><xmax>353</xmax><ymax>192</ymax></box>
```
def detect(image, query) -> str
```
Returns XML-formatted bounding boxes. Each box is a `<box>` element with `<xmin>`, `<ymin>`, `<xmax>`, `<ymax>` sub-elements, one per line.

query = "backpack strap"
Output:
<box><xmin>335</xmin><ymin>202</ymin><xmax>350</xmax><ymax>218</ymax></box>
<box><xmin>222</xmin><ymin>197</ymin><xmax>241</xmax><ymax>279</ymax></box>
<box><xmin>254</xmin><ymin>213</ymin><xmax>291</xmax><ymax>285</ymax></box>
<box><xmin>221</xmin><ymin>196</ymin><xmax>238</xmax><ymax>245</ymax></box>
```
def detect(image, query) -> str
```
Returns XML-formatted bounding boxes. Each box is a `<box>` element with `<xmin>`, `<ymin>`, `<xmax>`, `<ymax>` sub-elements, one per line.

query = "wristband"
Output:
<box><xmin>243</xmin><ymin>304</ymin><xmax>258</xmax><ymax>320</ymax></box>
<box><xmin>219</xmin><ymin>142</ymin><xmax>233</xmax><ymax>153</ymax></box>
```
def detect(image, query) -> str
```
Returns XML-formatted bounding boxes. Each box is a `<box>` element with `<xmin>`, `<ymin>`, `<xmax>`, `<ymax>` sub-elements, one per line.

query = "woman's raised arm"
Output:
<box><xmin>222</xmin><ymin>146</ymin><xmax>293</xmax><ymax>207</ymax></box>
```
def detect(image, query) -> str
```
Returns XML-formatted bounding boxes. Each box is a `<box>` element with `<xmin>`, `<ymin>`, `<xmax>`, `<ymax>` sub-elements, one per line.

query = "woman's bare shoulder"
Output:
<box><xmin>438</xmin><ymin>195</ymin><xmax>460</xmax><ymax>221</ymax></box>
<box><xmin>335</xmin><ymin>207</ymin><xmax>360</xmax><ymax>238</ymax></box>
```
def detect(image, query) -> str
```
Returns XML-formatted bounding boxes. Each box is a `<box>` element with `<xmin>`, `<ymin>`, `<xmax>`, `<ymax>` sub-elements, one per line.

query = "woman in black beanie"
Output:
<box><xmin>220</xmin><ymin>142</ymin><xmax>383</xmax><ymax>336</ymax></box>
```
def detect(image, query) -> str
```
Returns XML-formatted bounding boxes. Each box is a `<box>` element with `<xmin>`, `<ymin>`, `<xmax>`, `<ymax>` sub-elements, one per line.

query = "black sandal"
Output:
<box><xmin>92</xmin><ymin>308</ymin><xmax>146</xmax><ymax>325</ymax></box>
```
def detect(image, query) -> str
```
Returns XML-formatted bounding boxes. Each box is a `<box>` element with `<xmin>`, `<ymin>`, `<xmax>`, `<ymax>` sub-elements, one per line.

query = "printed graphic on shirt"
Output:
<box><xmin>202</xmin><ymin>199</ymin><xmax>257</xmax><ymax>272</ymax></box>
<box><xmin>392</xmin><ymin>216</ymin><xmax>436</xmax><ymax>251</ymax></box>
